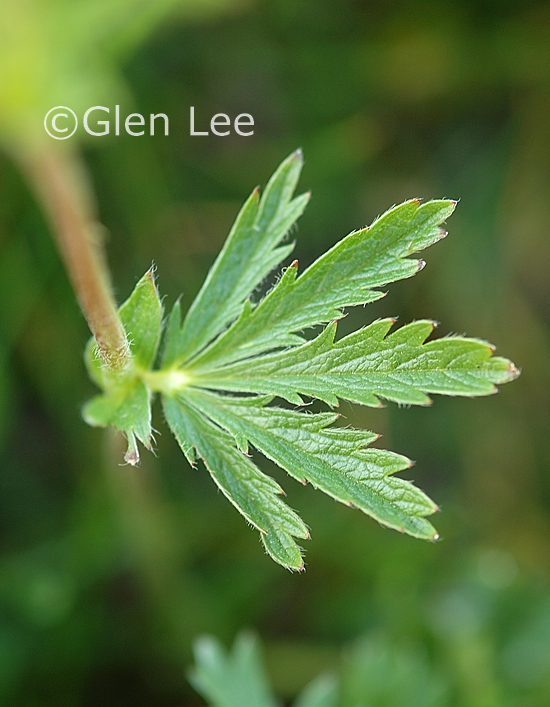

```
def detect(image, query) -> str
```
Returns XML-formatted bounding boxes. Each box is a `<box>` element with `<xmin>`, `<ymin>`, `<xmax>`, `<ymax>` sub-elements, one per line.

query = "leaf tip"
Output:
<box><xmin>145</xmin><ymin>264</ymin><xmax>160</xmax><ymax>290</ymax></box>
<box><xmin>431</xmin><ymin>532</ymin><xmax>441</xmax><ymax>542</ymax></box>
<box><xmin>417</xmin><ymin>259</ymin><xmax>426</xmax><ymax>272</ymax></box>
<box><xmin>124</xmin><ymin>433</ymin><xmax>140</xmax><ymax>466</ymax></box>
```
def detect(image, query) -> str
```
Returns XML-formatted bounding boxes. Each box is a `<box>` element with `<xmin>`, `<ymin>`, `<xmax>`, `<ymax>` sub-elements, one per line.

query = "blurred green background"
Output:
<box><xmin>0</xmin><ymin>0</ymin><xmax>549</xmax><ymax>704</ymax></box>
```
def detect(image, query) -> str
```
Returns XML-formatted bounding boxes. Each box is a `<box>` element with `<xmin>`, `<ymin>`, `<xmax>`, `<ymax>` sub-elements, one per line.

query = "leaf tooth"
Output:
<box><xmin>286</xmin><ymin>392</ymin><xmax>305</xmax><ymax>405</ymax></box>
<box><xmin>317</xmin><ymin>392</ymin><xmax>339</xmax><ymax>407</ymax></box>
<box><xmin>388</xmin><ymin>319</ymin><xmax>436</xmax><ymax>345</ymax></box>
<box><xmin>364</xmin><ymin>317</ymin><xmax>396</xmax><ymax>341</ymax></box>
<box><xmin>234</xmin><ymin>432</ymin><xmax>249</xmax><ymax>453</ymax></box>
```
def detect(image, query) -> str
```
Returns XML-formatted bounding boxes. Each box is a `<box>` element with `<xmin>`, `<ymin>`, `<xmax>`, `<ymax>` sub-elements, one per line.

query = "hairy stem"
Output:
<box><xmin>20</xmin><ymin>147</ymin><xmax>131</xmax><ymax>372</ymax></box>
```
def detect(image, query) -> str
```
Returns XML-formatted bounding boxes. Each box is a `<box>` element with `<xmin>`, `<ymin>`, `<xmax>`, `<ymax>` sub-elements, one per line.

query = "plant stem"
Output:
<box><xmin>20</xmin><ymin>147</ymin><xmax>131</xmax><ymax>372</ymax></box>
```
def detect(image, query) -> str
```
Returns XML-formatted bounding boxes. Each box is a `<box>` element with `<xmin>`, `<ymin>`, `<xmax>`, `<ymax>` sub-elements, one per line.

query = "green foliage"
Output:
<box><xmin>189</xmin><ymin>632</ymin><xmax>448</xmax><ymax>707</ymax></box>
<box><xmin>189</xmin><ymin>633</ymin><xmax>279</xmax><ymax>707</ymax></box>
<box><xmin>83</xmin><ymin>151</ymin><xmax>519</xmax><ymax>569</ymax></box>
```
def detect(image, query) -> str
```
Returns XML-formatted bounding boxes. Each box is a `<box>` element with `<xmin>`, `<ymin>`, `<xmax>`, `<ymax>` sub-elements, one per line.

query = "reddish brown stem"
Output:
<box><xmin>20</xmin><ymin>147</ymin><xmax>131</xmax><ymax>372</ymax></box>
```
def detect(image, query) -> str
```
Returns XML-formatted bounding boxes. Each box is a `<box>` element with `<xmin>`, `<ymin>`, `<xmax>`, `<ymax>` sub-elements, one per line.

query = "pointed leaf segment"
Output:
<box><xmin>166</xmin><ymin>149</ymin><xmax>309</xmax><ymax>367</ymax></box>
<box><xmin>184</xmin><ymin>390</ymin><xmax>440</xmax><ymax>541</ymax></box>
<box><xmin>163</xmin><ymin>395</ymin><xmax>309</xmax><ymax>570</ymax></box>
<box><xmin>189</xmin><ymin>319</ymin><xmax>518</xmax><ymax>408</ymax></box>
<box><xmin>83</xmin><ymin>152</ymin><xmax>519</xmax><ymax>568</ymax></box>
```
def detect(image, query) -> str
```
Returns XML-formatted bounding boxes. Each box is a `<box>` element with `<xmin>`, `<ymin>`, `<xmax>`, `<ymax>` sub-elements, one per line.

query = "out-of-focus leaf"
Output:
<box><xmin>293</xmin><ymin>674</ymin><xmax>339</xmax><ymax>707</ymax></box>
<box><xmin>189</xmin><ymin>632</ymin><xmax>279</xmax><ymax>707</ymax></box>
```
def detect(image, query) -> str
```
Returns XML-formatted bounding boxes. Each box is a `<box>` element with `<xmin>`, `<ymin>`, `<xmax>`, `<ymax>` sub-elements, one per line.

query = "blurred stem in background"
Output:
<box><xmin>20</xmin><ymin>149</ymin><xmax>131</xmax><ymax>372</ymax></box>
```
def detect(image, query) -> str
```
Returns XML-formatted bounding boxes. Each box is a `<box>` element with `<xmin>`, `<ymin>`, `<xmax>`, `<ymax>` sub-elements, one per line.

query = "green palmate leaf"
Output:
<box><xmin>183</xmin><ymin>390</ymin><xmax>438</xmax><ymax>539</ymax></box>
<box><xmin>187</xmin><ymin>198</ymin><xmax>455</xmax><ymax>369</ymax></box>
<box><xmin>188</xmin><ymin>319</ymin><xmax>519</xmax><ymax>408</ymax></box>
<box><xmin>167</xmin><ymin>149</ymin><xmax>309</xmax><ymax>367</ymax></box>
<box><xmin>83</xmin><ymin>151</ymin><xmax>520</xmax><ymax>568</ymax></box>
<box><xmin>163</xmin><ymin>394</ymin><xmax>309</xmax><ymax>569</ymax></box>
